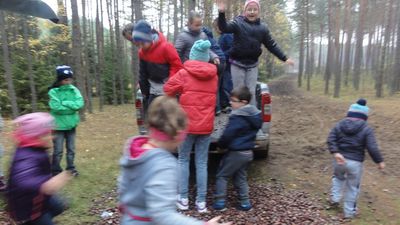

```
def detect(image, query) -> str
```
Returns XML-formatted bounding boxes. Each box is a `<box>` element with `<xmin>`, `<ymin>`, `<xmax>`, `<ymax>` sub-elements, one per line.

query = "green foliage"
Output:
<box><xmin>0</xmin><ymin>14</ymin><xmax>133</xmax><ymax>115</ymax></box>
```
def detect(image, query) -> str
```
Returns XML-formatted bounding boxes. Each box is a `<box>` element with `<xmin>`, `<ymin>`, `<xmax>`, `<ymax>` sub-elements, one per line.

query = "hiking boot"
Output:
<box><xmin>195</xmin><ymin>201</ymin><xmax>207</xmax><ymax>213</ymax></box>
<box><xmin>212</xmin><ymin>199</ymin><xmax>227</xmax><ymax>211</ymax></box>
<box><xmin>176</xmin><ymin>197</ymin><xmax>189</xmax><ymax>211</ymax></box>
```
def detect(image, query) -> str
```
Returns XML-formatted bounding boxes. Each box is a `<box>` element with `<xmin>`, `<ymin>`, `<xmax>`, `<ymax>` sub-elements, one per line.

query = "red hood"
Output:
<box><xmin>183</xmin><ymin>60</ymin><xmax>217</xmax><ymax>81</ymax></box>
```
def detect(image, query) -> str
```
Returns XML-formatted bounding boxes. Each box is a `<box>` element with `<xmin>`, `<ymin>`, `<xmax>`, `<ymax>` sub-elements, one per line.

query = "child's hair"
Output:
<box><xmin>122</xmin><ymin>23</ymin><xmax>134</xmax><ymax>37</ymax></box>
<box><xmin>231</xmin><ymin>86</ymin><xmax>252</xmax><ymax>103</ymax></box>
<box><xmin>188</xmin><ymin>10</ymin><xmax>202</xmax><ymax>24</ymax></box>
<box><xmin>147</xmin><ymin>96</ymin><xmax>187</xmax><ymax>138</ymax></box>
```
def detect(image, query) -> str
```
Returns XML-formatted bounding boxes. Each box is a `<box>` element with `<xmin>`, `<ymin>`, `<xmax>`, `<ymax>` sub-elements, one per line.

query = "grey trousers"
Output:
<box><xmin>231</xmin><ymin>64</ymin><xmax>258</xmax><ymax>106</ymax></box>
<box><xmin>331</xmin><ymin>159</ymin><xmax>363</xmax><ymax>218</ymax></box>
<box><xmin>215</xmin><ymin>151</ymin><xmax>253</xmax><ymax>203</ymax></box>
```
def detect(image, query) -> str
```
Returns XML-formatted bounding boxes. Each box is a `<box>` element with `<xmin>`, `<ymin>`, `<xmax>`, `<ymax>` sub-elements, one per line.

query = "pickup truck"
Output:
<box><xmin>135</xmin><ymin>82</ymin><xmax>271</xmax><ymax>158</ymax></box>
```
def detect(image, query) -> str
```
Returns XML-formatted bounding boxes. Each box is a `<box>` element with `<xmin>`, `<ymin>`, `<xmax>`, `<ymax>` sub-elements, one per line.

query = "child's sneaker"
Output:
<box><xmin>212</xmin><ymin>199</ymin><xmax>227</xmax><ymax>211</ymax></box>
<box><xmin>237</xmin><ymin>201</ymin><xmax>252</xmax><ymax>211</ymax></box>
<box><xmin>176</xmin><ymin>197</ymin><xmax>189</xmax><ymax>211</ymax></box>
<box><xmin>195</xmin><ymin>201</ymin><xmax>208</xmax><ymax>213</ymax></box>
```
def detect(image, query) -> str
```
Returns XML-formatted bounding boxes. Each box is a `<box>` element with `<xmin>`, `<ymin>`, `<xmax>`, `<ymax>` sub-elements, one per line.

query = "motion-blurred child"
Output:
<box><xmin>7</xmin><ymin>112</ymin><xmax>72</xmax><ymax>225</ymax></box>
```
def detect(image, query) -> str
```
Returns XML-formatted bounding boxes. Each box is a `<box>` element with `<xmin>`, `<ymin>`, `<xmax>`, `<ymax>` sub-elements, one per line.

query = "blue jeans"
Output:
<box><xmin>178</xmin><ymin>134</ymin><xmax>211</xmax><ymax>202</ymax></box>
<box><xmin>330</xmin><ymin>159</ymin><xmax>363</xmax><ymax>218</ymax></box>
<box><xmin>52</xmin><ymin>128</ymin><xmax>76</xmax><ymax>174</ymax></box>
<box><xmin>215</xmin><ymin>151</ymin><xmax>253</xmax><ymax>203</ymax></box>
<box><xmin>22</xmin><ymin>196</ymin><xmax>65</xmax><ymax>225</ymax></box>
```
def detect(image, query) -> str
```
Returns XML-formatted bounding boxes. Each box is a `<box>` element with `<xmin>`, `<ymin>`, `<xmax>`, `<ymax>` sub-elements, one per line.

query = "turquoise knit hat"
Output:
<box><xmin>189</xmin><ymin>40</ymin><xmax>211</xmax><ymax>62</ymax></box>
<box><xmin>347</xmin><ymin>98</ymin><xmax>369</xmax><ymax>120</ymax></box>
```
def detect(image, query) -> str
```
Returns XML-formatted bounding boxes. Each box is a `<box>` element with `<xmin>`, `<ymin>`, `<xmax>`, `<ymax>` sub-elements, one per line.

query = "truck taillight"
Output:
<box><xmin>135</xmin><ymin>99</ymin><xmax>142</xmax><ymax>109</ymax></box>
<box><xmin>261</xmin><ymin>93</ymin><xmax>271</xmax><ymax>122</ymax></box>
<box><xmin>137</xmin><ymin>119</ymin><xmax>144</xmax><ymax>126</ymax></box>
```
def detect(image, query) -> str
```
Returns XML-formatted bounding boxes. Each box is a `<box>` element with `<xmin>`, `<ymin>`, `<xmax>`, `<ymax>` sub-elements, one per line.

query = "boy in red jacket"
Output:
<box><xmin>123</xmin><ymin>20</ymin><xmax>182</xmax><ymax>111</ymax></box>
<box><xmin>164</xmin><ymin>40</ymin><xmax>218</xmax><ymax>213</ymax></box>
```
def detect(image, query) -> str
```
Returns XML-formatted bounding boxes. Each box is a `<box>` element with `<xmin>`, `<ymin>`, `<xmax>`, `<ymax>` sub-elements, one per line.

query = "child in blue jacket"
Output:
<box><xmin>213</xmin><ymin>86</ymin><xmax>262</xmax><ymax>211</ymax></box>
<box><xmin>327</xmin><ymin>99</ymin><xmax>385</xmax><ymax>219</ymax></box>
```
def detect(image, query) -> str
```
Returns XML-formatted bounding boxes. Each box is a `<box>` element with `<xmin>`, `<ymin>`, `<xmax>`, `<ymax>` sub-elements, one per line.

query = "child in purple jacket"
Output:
<box><xmin>7</xmin><ymin>112</ymin><xmax>72</xmax><ymax>225</ymax></box>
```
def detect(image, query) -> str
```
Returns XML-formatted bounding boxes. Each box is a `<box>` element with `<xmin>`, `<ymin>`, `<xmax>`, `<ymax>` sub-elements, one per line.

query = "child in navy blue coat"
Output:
<box><xmin>213</xmin><ymin>86</ymin><xmax>262</xmax><ymax>211</ymax></box>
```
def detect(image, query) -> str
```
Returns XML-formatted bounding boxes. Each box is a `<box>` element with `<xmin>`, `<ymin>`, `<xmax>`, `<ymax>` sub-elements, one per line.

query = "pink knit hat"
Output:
<box><xmin>13</xmin><ymin>112</ymin><xmax>54</xmax><ymax>147</ymax></box>
<box><xmin>244</xmin><ymin>0</ymin><xmax>260</xmax><ymax>11</ymax></box>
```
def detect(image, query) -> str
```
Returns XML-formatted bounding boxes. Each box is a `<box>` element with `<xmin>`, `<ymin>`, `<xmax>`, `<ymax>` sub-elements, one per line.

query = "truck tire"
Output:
<box><xmin>254</xmin><ymin>143</ymin><xmax>269</xmax><ymax>159</ymax></box>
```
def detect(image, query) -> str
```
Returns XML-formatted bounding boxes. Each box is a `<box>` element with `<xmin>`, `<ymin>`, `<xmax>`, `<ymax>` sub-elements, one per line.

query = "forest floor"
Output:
<box><xmin>1</xmin><ymin>76</ymin><xmax>399</xmax><ymax>224</ymax></box>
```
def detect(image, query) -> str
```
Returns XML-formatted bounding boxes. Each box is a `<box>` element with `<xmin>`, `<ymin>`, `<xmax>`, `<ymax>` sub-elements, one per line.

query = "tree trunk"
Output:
<box><xmin>71</xmin><ymin>0</ymin><xmax>87</xmax><ymax>120</ymax></box>
<box><xmin>96</xmin><ymin>0</ymin><xmax>105</xmax><ymax>111</ymax></box>
<box><xmin>106</xmin><ymin>0</ymin><xmax>118</xmax><ymax>105</ymax></box>
<box><xmin>173</xmin><ymin>0</ymin><xmax>178</xmax><ymax>41</ymax></box>
<box><xmin>203</xmin><ymin>0</ymin><xmax>213</xmax><ymax>27</ymax></box>
<box><xmin>298</xmin><ymin>26</ymin><xmax>305</xmax><ymax>87</ymax></box>
<box><xmin>189</xmin><ymin>0</ymin><xmax>195</xmax><ymax>12</ymax></box>
<box><xmin>376</xmin><ymin>0</ymin><xmax>394</xmax><ymax>98</ymax></box>
<box><xmin>158</xmin><ymin>0</ymin><xmax>163</xmax><ymax>33</ymax></box>
<box><xmin>114</xmin><ymin>0</ymin><xmax>125</xmax><ymax>104</ymax></box>
<box><xmin>131</xmin><ymin>0</ymin><xmax>142</xmax><ymax>100</ymax></box>
<box><xmin>333</xmin><ymin>0</ymin><xmax>341</xmax><ymax>98</ymax></box>
<box><xmin>324</xmin><ymin>0</ymin><xmax>334</xmax><ymax>95</ymax></box>
<box><xmin>180</xmin><ymin>0</ymin><xmax>184</xmax><ymax>30</ymax></box>
<box><xmin>57</xmin><ymin>0</ymin><xmax>68</xmax><ymax>25</ymax></box>
<box><xmin>0</xmin><ymin>12</ymin><xmax>19</xmax><ymax>117</ymax></box>
<box><xmin>305</xmin><ymin>0</ymin><xmax>311</xmax><ymax>91</ymax></box>
<box><xmin>82</xmin><ymin>0</ymin><xmax>93</xmax><ymax>113</ymax></box>
<box><xmin>391</xmin><ymin>2</ymin><xmax>400</xmax><ymax>94</ymax></box>
<box><xmin>23</xmin><ymin>18</ymin><xmax>38</xmax><ymax>112</ymax></box>
<box><xmin>317</xmin><ymin>23</ymin><xmax>323</xmax><ymax>74</ymax></box>
<box><xmin>352</xmin><ymin>0</ymin><xmax>367</xmax><ymax>90</ymax></box>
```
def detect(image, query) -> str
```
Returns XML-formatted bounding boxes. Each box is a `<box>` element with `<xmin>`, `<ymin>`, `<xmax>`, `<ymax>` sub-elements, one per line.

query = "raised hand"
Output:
<box><xmin>215</xmin><ymin>0</ymin><xmax>227</xmax><ymax>13</ymax></box>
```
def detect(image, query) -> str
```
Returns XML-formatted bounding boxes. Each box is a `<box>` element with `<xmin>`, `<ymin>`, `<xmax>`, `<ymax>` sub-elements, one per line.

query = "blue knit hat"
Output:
<box><xmin>132</xmin><ymin>20</ymin><xmax>153</xmax><ymax>43</ymax></box>
<box><xmin>347</xmin><ymin>98</ymin><xmax>369</xmax><ymax>120</ymax></box>
<box><xmin>56</xmin><ymin>65</ymin><xmax>73</xmax><ymax>82</ymax></box>
<box><xmin>189</xmin><ymin>40</ymin><xmax>211</xmax><ymax>62</ymax></box>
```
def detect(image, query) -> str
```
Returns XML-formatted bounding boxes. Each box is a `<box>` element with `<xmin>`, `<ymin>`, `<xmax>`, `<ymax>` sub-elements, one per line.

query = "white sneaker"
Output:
<box><xmin>195</xmin><ymin>201</ymin><xmax>208</xmax><ymax>213</ymax></box>
<box><xmin>176</xmin><ymin>197</ymin><xmax>189</xmax><ymax>210</ymax></box>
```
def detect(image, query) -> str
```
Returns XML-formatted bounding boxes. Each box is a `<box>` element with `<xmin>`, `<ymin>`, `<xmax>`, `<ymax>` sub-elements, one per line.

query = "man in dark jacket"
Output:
<box><xmin>213</xmin><ymin>86</ymin><xmax>262</xmax><ymax>212</ymax></box>
<box><xmin>327</xmin><ymin>98</ymin><xmax>385</xmax><ymax>220</ymax></box>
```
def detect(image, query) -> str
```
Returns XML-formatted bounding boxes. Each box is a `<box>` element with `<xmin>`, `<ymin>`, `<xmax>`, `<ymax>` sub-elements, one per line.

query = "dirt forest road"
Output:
<box><xmin>254</xmin><ymin>75</ymin><xmax>400</xmax><ymax>224</ymax></box>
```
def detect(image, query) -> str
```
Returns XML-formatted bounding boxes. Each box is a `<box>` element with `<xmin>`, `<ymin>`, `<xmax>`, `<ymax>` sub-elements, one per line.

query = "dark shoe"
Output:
<box><xmin>69</xmin><ymin>169</ymin><xmax>79</xmax><ymax>177</ymax></box>
<box><xmin>326</xmin><ymin>200</ymin><xmax>340</xmax><ymax>210</ymax></box>
<box><xmin>237</xmin><ymin>202</ymin><xmax>252</xmax><ymax>211</ymax></box>
<box><xmin>212</xmin><ymin>199</ymin><xmax>227</xmax><ymax>211</ymax></box>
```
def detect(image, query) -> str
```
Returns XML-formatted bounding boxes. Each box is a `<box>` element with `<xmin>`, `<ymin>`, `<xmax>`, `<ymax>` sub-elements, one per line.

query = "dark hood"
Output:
<box><xmin>232</xmin><ymin>104</ymin><xmax>262</xmax><ymax>129</ymax></box>
<box><xmin>339</xmin><ymin>118</ymin><xmax>367</xmax><ymax>135</ymax></box>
